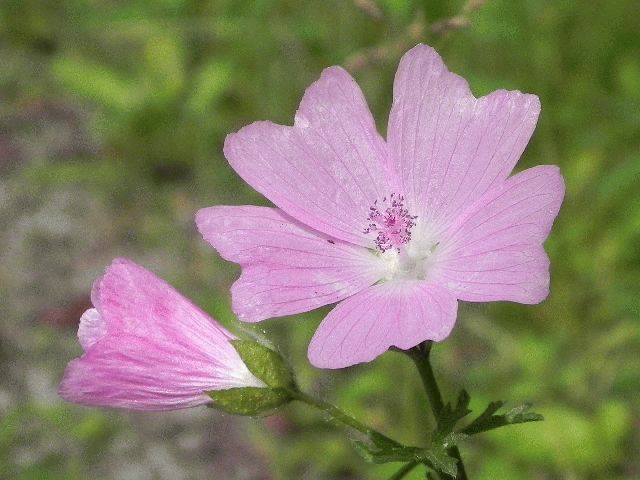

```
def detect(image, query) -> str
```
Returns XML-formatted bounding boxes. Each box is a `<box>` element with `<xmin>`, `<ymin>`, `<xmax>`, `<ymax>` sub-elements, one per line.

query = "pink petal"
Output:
<box><xmin>59</xmin><ymin>259</ymin><xmax>264</xmax><ymax>410</ymax></box>
<box><xmin>60</xmin><ymin>333</ymin><xmax>257</xmax><ymax>411</ymax></box>
<box><xmin>223</xmin><ymin>67</ymin><xmax>393</xmax><ymax>246</ymax></box>
<box><xmin>308</xmin><ymin>281</ymin><xmax>457</xmax><ymax>368</ymax></box>
<box><xmin>92</xmin><ymin>258</ymin><xmax>235</xmax><ymax>350</ymax></box>
<box><xmin>77</xmin><ymin>308</ymin><xmax>106</xmax><ymax>351</ymax></box>
<box><xmin>387</xmin><ymin>44</ymin><xmax>541</xmax><ymax>230</ymax></box>
<box><xmin>196</xmin><ymin>206</ymin><xmax>384</xmax><ymax>322</ymax></box>
<box><xmin>435</xmin><ymin>165</ymin><xmax>565</xmax><ymax>303</ymax></box>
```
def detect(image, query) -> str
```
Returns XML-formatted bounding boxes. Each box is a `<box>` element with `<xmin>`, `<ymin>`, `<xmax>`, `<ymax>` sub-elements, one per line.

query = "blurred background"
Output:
<box><xmin>1</xmin><ymin>0</ymin><xmax>638</xmax><ymax>478</ymax></box>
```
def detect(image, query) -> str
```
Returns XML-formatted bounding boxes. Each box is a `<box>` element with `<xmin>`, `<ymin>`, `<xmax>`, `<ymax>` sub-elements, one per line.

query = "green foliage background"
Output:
<box><xmin>1</xmin><ymin>0</ymin><xmax>638</xmax><ymax>479</ymax></box>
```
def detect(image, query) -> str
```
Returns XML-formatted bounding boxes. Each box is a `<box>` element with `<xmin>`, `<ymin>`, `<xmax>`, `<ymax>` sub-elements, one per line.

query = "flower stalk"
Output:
<box><xmin>407</xmin><ymin>342</ymin><xmax>468</xmax><ymax>480</ymax></box>
<box><xmin>288</xmin><ymin>388</ymin><xmax>388</xmax><ymax>440</ymax></box>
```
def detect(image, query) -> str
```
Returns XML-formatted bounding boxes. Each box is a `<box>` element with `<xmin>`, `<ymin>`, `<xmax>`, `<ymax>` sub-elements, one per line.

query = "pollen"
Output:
<box><xmin>364</xmin><ymin>194</ymin><xmax>417</xmax><ymax>252</ymax></box>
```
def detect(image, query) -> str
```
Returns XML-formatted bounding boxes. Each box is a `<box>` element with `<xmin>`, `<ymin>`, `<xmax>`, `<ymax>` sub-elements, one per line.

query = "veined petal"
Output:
<box><xmin>59</xmin><ymin>334</ymin><xmax>256</xmax><ymax>411</ymax></box>
<box><xmin>308</xmin><ymin>281</ymin><xmax>457</xmax><ymax>368</ymax></box>
<box><xmin>387</xmin><ymin>44</ymin><xmax>540</xmax><ymax>230</ymax></box>
<box><xmin>59</xmin><ymin>259</ymin><xmax>264</xmax><ymax>411</ymax></box>
<box><xmin>196</xmin><ymin>206</ymin><xmax>384</xmax><ymax>322</ymax></box>
<box><xmin>435</xmin><ymin>165</ymin><xmax>565</xmax><ymax>303</ymax></box>
<box><xmin>92</xmin><ymin>259</ymin><xmax>236</xmax><ymax>354</ymax></box>
<box><xmin>223</xmin><ymin>67</ymin><xmax>393</xmax><ymax>246</ymax></box>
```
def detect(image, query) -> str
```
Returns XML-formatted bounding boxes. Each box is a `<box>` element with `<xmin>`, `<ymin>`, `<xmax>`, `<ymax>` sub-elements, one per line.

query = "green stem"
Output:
<box><xmin>388</xmin><ymin>460</ymin><xmax>419</xmax><ymax>480</ymax></box>
<box><xmin>291</xmin><ymin>388</ymin><xmax>424</xmax><ymax>479</ymax></box>
<box><xmin>409</xmin><ymin>342</ymin><xmax>444</xmax><ymax>413</ymax></box>
<box><xmin>407</xmin><ymin>342</ymin><xmax>468</xmax><ymax>480</ymax></box>
<box><xmin>288</xmin><ymin>388</ymin><xmax>390</xmax><ymax>440</ymax></box>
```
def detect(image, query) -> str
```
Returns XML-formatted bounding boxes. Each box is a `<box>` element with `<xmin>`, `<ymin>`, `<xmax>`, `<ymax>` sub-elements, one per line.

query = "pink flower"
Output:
<box><xmin>59</xmin><ymin>258</ymin><xmax>265</xmax><ymax>410</ymax></box>
<box><xmin>196</xmin><ymin>44</ymin><xmax>565</xmax><ymax>369</ymax></box>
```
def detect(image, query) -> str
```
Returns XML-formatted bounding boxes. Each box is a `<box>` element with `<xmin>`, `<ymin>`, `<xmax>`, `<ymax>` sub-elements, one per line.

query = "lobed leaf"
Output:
<box><xmin>461</xmin><ymin>401</ymin><xmax>543</xmax><ymax>436</ymax></box>
<box><xmin>435</xmin><ymin>389</ymin><xmax>472</xmax><ymax>437</ymax></box>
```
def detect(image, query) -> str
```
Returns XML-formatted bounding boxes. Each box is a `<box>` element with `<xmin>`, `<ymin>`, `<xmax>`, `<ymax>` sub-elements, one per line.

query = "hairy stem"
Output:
<box><xmin>408</xmin><ymin>342</ymin><xmax>469</xmax><ymax>480</ymax></box>
<box><xmin>289</xmin><ymin>388</ymin><xmax>395</xmax><ymax>443</ymax></box>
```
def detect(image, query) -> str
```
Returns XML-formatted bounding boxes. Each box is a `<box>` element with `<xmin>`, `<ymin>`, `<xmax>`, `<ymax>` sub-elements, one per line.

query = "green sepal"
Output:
<box><xmin>207</xmin><ymin>387</ymin><xmax>291</xmax><ymax>416</ymax></box>
<box><xmin>231</xmin><ymin>340</ymin><xmax>294</xmax><ymax>389</ymax></box>
<box><xmin>460</xmin><ymin>401</ymin><xmax>543</xmax><ymax>436</ymax></box>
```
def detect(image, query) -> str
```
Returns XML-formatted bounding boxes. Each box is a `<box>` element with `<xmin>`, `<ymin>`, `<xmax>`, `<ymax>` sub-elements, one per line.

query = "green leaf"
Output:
<box><xmin>349</xmin><ymin>433</ymin><xmax>462</xmax><ymax>477</ymax></box>
<box><xmin>461</xmin><ymin>401</ymin><xmax>543</xmax><ymax>436</ymax></box>
<box><xmin>423</xmin><ymin>446</ymin><xmax>459</xmax><ymax>477</ymax></box>
<box><xmin>505</xmin><ymin>403</ymin><xmax>543</xmax><ymax>423</ymax></box>
<box><xmin>441</xmin><ymin>432</ymin><xmax>468</xmax><ymax>449</ymax></box>
<box><xmin>231</xmin><ymin>340</ymin><xmax>294</xmax><ymax>389</ymax></box>
<box><xmin>350</xmin><ymin>393</ymin><xmax>469</xmax><ymax>475</ymax></box>
<box><xmin>207</xmin><ymin>387</ymin><xmax>290</xmax><ymax>416</ymax></box>
<box><xmin>436</xmin><ymin>390</ymin><xmax>472</xmax><ymax>436</ymax></box>
<box><xmin>350</xmin><ymin>440</ymin><xmax>425</xmax><ymax>464</ymax></box>
<box><xmin>424</xmin><ymin>433</ymin><xmax>467</xmax><ymax>477</ymax></box>
<box><xmin>350</xmin><ymin>440</ymin><xmax>376</xmax><ymax>463</ymax></box>
<box><xmin>369</xmin><ymin>431</ymin><xmax>403</xmax><ymax>449</ymax></box>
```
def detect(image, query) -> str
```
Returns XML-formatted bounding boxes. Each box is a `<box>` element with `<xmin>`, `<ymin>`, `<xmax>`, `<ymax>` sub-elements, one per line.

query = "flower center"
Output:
<box><xmin>364</xmin><ymin>194</ymin><xmax>417</xmax><ymax>253</ymax></box>
<box><xmin>377</xmin><ymin>234</ymin><xmax>441</xmax><ymax>282</ymax></box>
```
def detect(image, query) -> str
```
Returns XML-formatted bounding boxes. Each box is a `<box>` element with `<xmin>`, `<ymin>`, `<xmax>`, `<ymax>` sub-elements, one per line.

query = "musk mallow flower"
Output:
<box><xmin>196</xmin><ymin>44</ymin><xmax>565</xmax><ymax>369</ymax></box>
<box><xmin>59</xmin><ymin>258</ymin><xmax>266</xmax><ymax>411</ymax></box>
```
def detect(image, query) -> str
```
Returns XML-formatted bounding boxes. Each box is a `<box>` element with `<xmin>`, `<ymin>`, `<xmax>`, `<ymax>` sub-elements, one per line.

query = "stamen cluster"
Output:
<box><xmin>364</xmin><ymin>194</ymin><xmax>417</xmax><ymax>252</ymax></box>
